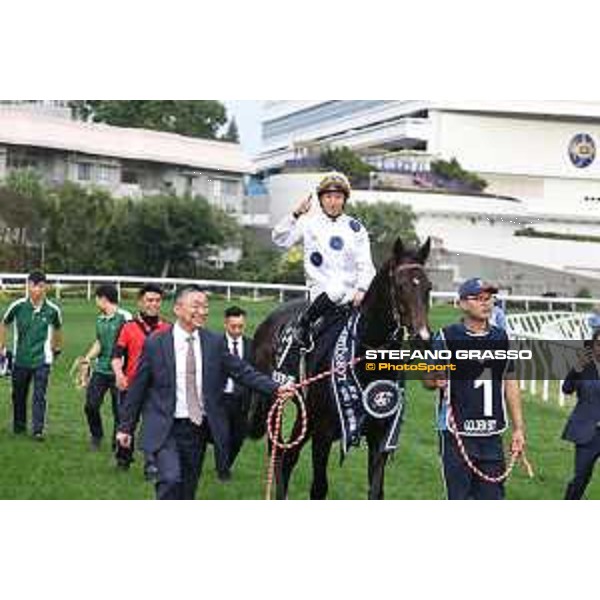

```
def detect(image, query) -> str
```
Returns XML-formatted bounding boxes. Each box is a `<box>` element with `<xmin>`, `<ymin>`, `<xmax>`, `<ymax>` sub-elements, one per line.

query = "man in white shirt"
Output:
<box><xmin>216</xmin><ymin>305</ymin><xmax>253</xmax><ymax>481</ymax></box>
<box><xmin>116</xmin><ymin>286</ymin><xmax>294</xmax><ymax>500</ymax></box>
<box><xmin>272</xmin><ymin>172</ymin><xmax>376</xmax><ymax>347</ymax></box>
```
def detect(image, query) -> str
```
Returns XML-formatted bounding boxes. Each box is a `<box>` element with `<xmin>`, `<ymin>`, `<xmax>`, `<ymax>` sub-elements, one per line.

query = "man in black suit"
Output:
<box><xmin>116</xmin><ymin>285</ymin><xmax>294</xmax><ymax>500</ymax></box>
<box><xmin>215</xmin><ymin>306</ymin><xmax>253</xmax><ymax>481</ymax></box>
<box><xmin>562</xmin><ymin>330</ymin><xmax>600</xmax><ymax>500</ymax></box>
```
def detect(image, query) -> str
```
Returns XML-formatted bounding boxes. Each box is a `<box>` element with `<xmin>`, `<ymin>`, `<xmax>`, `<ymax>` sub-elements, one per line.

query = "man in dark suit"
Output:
<box><xmin>215</xmin><ymin>306</ymin><xmax>253</xmax><ymax>481</ymax></box>
<box><xmin>116</xmin><ymin>285</ymin><xmax>294</xmax><ymax>500</ymax></box>
<box><xmin>562</xmin><ymin>330</ymin><xmax>600</xmax><ymax>500</ymax></box>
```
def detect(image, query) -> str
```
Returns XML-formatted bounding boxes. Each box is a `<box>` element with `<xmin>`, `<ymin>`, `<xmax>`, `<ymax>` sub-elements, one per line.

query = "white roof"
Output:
<box><xmin>0</xmin><ymin>109</ymin><xmax>254</xmax><ymax>174</ymax></box>
<box><xmin>431</xmin><ymin>100</ymin><xmax>600</xmax><ymax>120</ymax></box>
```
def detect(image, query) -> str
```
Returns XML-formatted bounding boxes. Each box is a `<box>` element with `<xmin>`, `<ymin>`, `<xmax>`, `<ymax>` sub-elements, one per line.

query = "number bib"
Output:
<box><xmin>440</xmin><ymin>325</ymin><xmax>509</xmax><ymax>437</ymax></box>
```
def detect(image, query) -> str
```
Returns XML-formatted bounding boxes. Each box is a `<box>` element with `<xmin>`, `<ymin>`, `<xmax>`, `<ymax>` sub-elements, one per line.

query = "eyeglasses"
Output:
<box><xmin>464</xmin><ymin>293</ymin><xmax>494</xmax><ymax>303</ymax></box>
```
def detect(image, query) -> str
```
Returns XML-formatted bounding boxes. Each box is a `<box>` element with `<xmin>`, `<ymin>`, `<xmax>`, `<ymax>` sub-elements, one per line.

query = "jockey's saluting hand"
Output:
<box><xmin>292</xmin><ymin>194</ymin><xmax>313</xmax><ymax>219</ymax></box>
<box><xmin>272</xmin><ymin>172</ymin><xmax>376</xmax><ymax>347</ymax></box>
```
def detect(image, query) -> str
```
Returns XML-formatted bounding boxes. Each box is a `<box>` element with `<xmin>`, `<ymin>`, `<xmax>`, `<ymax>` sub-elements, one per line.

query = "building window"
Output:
<box><xmin>121</xmin><ymin>169</ymin><xmax>139</xmax><ymax>184</ymax></box>
<box><xmin>97</xmin><ymin>164</ymin><xmax>114</xmax><ymax>183</ymax></box>
<box><xmin>221</xmin><ymin>179</ymin><xmax>239</xmax><ymax>197</ymax></box>
<box><xmin>77</xmin><ymin>162</ymin><xmax>92</xmax><ymax>181</ymax></box>
<box><xmin>6</xmin><ymin>149</ymin><xmax>39</xmax><ymax>171</ymax></box>
<box><xmin>213</xmin><ymin>178</ymin><xmax>239</xmax><ymax>202</ymax></box>
<box><xmin>185</xmin><ymin>175</ymin><xmax>195</xmax><ymax>196</ymax></box>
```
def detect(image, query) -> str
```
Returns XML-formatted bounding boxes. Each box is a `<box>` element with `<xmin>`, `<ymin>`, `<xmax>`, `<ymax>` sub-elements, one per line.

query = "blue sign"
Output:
<box><xmin>569</xmin><ymin>133</ymin><xmax>596</xmax><ymax>169</ymax></box>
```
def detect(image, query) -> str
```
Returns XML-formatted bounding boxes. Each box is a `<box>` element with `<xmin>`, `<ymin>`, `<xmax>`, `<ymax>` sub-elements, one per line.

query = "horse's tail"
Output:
<box><xmin>247</xmin><ymin>318</ymin><xmax>278</xmax><ymax>440</ymax></box>
<box><xmin>247</xmin><ymin>298</ymin><xmax>307</xmax><ymax>440</ymax></box>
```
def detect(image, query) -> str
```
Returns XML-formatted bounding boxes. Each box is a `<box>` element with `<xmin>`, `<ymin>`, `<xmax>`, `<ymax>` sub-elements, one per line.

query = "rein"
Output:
<box><xmin>386</xmin><ymin>262</ymin><xmax>426</xmax><ymax>345</ymax></box>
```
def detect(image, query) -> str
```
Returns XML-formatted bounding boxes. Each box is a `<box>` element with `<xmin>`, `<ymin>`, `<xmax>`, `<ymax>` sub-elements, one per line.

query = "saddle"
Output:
<box><xmin>272</xmin><ymin>304</ymin><xmax>350</xmax><ymax>388</ymax></box>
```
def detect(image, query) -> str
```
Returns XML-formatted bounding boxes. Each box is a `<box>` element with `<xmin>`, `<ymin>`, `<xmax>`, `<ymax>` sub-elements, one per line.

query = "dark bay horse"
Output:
<box><xmin>248</xmin><ymin>237</ymin><xmax>432</xmax><ymax>499</ymax></box>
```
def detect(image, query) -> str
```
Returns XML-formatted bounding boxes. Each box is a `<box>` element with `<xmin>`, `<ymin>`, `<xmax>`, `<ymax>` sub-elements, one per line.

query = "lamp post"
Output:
<box><xmin>40</xmin><ymin>226</ymin><xmax>47</xmax><ymax>270</ymax></box>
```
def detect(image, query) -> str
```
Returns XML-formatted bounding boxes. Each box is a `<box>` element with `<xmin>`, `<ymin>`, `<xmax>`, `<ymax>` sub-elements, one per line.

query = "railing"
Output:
<box><xmin>0</xmin><ymin>273</ymin><xmax>309</xmax><ymax>304</ymax></box>
<box><xmin>1</xmin><ymin>273</ymin><xmax>599</xmax><ymax>312</ymax></box>
<box><xmin>507</xmin><ymin>312</ymin><xmax>593</xmax><ymax>407</ymax></box>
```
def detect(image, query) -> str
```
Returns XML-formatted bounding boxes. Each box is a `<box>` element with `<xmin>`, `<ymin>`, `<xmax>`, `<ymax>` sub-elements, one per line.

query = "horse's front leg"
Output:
<box><xmin>274</xmin><ymin>417</ymin><xmax>308</xmax><ymax>500</ymax></box>
<box><xmin>367</xmin><ymin>425</ymin><xmax>390</xmax><ymax>500</ymax></box>
<box><xmin>310</xmin><ymin>430</ymin><xmax>334</xmax><ymax>500</ymax></box>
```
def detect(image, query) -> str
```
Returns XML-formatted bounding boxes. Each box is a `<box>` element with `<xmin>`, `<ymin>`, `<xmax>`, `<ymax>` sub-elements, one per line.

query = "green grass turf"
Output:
<box><xmin>0</xmin><ymin>297</ymin><xmax>592</xmax><ymax>499</ymax></box>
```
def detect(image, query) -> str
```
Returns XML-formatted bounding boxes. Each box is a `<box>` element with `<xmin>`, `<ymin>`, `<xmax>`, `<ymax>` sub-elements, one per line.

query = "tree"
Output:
<box><xmin>430</xmin><ymin>157</ymin><xmax>488</xmax><ymax>192</ymax></box>
<box><xmin>0</xmin><ymin>174</ymin><xmax>242</xmax><ymax>277</ymax></box>
<box><xmin>42</xmin><ymin>183</ymin><xmax>118</xmax><ymax>273</ymax></box>
<box><xmin>222</xmin><ymin>117</ymin><xmax>240</xmax><ymax>143</ymax></box>
<box><xmin>234</xmin><ymin>229</ymin><xmax>280</xmax><ymax>282</ymax></box>
<box><xmin>69</xmin><ymin>101</ymin><xmax>228</xmax><ymax>140</ymax></box>
<box><xmin>0</xmin><ymin>171</ymin><xmax>46</xmax><ymax>270</ymax></box>
<box><xmin>274</xmin><ymin>245</ymin><xmax>305</xmax><ymax>284</ymax></box>
<box><xmin>347</xmin><ymin>202</ymin><xmax>418</xmax><ymax>266</ymax></box>
<box><xmin>320</xmin><ymin>146</ymin><xmax>374</xmax><ymax>186</ymax></box>
<box><xmin>116</xmin><ymin>194</ymin><xmax>241</xmax><ymax>278</ymax></box>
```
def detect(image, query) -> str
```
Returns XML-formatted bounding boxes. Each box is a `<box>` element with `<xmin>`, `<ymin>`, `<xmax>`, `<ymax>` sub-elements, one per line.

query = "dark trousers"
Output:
<box><xmin>85</xmin><ymin>372</ymin><xmax>119</xmax><ymax>442</ymax></box>
<box><xmin>154</xmin><ymin>419</ymin><xmax>210</xmax><ymax>500</ymax></box>
<box><xmin>439</xmin><ymin>431</ymin><xmax>506</xmax><ymax>500</ymax></box>
<box><xmin>115</xmin><ymin>390</ymin><xmax>135</xmax><ymax>466</ymax></box>
<box><xmin>565</xmin><ymin>430</ymin><xmax>600</xmax><ymax>500</ymax></box>
<box><xmin>115</xmin><ymin>391</ymin><xmax>157</xmax><ymax>473</ymax></box>
<box><xmin>217</xmin><ymin>392</ymin><xmax>249</xmax><ymax>473</ymax></box>
<box><xmin>12</xmin><ymin>364</ymin><xmax>51</xmax><ymax>434</ymax></box>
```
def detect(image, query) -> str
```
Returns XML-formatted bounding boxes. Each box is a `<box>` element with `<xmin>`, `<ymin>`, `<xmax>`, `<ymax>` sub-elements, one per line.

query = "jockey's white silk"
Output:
<box><xmin>272</xmin><ymin>210</ymin><xmax>376</xmax><ymax>304</ymax></box>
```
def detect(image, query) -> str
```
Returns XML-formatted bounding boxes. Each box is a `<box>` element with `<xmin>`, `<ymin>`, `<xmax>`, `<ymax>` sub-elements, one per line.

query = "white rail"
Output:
<box><xmin>508</xmin><ymin>312</ymin><xmax>593</xmax><ymax>407</ymax></box>
<box><xmin>0</xmin><ymin>273</ymin><xmax>598</xmax><ymax>311</ymax></box>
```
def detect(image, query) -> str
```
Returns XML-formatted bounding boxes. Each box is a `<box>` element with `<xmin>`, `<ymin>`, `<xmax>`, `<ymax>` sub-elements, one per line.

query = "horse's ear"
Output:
<box><xmin>393</xmin><ymin>237</ymin><xmax>405</xmax><ymax>260</ymax></box>
<box><xmin>417</xmin><ymin>237</ymin><xmax>432</xmax><ymax>264</ymax></box>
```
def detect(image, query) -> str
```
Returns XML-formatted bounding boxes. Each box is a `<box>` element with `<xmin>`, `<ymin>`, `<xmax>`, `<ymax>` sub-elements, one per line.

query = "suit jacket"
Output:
<box><xmin>120</xmin><ymin>327</ymin><xmax>278</xmax><ymax>462</ymax></box>
<box><xmin>223</xmin><ymin>335</ymin><xmax>253</xmax><ymax>400</ymax></box>
<box><xmin>562</xmin><ymin>365</ymin><xmax>600</xmax><ymax>445</ymax></box>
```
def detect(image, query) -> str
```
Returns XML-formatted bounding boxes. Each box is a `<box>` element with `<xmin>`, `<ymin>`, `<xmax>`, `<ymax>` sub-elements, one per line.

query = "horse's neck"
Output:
<box><xmin>360</xmin><ymin>276</ymin><xmax>397</xmax><ymax>348</ymax></box>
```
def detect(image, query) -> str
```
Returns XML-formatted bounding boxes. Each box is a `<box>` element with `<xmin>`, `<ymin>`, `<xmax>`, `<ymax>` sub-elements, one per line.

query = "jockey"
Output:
<box><xmin>272</xmin><ymin>171</ymin><xmax>376</xmax><ymax>347</ymax></box>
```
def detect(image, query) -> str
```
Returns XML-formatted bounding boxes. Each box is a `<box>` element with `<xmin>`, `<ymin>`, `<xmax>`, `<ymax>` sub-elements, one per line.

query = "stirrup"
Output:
<box><xmin>300</xmin><ymin>333</ymin><xmax>315</xmax><ymax>354</ymax></box>
<box><xmin>292</xmin><ymin>327</ymin><xmax>315</xmax><ymax>354</ymax></box>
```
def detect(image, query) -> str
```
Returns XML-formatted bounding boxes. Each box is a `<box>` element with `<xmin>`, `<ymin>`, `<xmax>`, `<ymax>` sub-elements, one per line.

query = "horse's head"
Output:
<box><xmin>387</xmin><ymin>237</ymin><xmax>432</xmax><ymax>343</ymax></box>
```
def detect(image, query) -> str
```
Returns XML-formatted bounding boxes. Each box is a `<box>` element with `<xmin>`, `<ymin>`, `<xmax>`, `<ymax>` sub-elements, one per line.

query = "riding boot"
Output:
<box><xmin>295</xmin><ymin>292</ymin><xmax>337</xmax><ymax>348</ymax></box>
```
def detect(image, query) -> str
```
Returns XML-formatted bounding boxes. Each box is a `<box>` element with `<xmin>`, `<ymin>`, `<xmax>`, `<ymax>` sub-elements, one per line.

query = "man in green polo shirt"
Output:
<box><xmin>0</xmin><ymin>271</ymin><xmax>63</xmax><ymax>440</ymax></box>
<box><xmin>80</xmin><ymin>284</ymin><xmax>131</xmax><ymax>453</ymax></box>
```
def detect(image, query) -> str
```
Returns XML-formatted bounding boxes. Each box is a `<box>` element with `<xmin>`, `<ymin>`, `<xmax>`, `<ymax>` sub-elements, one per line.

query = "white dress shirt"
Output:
<box><xmin>173</xmin><ymin>322</ymin><xmax>203</xmax><ymax>419</ymax></box>
<box><xmin>224</xmin><ymin>333</ymin><xmax>243</xmax><ymax>394</ymax></box>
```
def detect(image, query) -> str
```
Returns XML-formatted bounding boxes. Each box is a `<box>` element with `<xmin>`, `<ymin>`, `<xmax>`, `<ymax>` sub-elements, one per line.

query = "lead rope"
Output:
<box><xmin>446</xmin><ymin>400</ymin><xmax>534</xmax><ymax>484</ymax></box>
<box><xmin>264</xmin><ymin>356</ymin><xmax>365</xmax><ymax>500</ymax></box>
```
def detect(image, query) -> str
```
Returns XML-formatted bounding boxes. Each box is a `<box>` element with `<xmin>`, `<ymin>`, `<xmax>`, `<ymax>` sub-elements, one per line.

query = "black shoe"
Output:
<box><xmin>218</xmin><ymin>469</ymin><xmax>232</xmax><ymax>483</ymax></box>
<box><xmin>144</xmin><ymin>464</ymin><xmax>159</xmax><ymax>482</ymax></box>
<box><xmin>116</xmin><ymin>460</ymin><xmax>131</xmax><ymax>471</ymax></box>
<box><xmin>13</xmin><ymin>428</ymin><xmax>26</xmax><ymax>436</ymax></box>
<box><xmin>33</xmin><ymin>432</ymin><xmax>45</xmax><ymax>442</ymax></box>
<box><xmin>90</xmin><ymin>437</ymin><xmax>102</xmax><ymax>451</ymax></box>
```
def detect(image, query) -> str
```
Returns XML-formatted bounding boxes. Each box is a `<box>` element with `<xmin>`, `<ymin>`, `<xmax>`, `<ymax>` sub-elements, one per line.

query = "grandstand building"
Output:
<box><xmin>258</xmin><ymin>101</ymin><xmax>600</xmax><ymax>296</ymax></box>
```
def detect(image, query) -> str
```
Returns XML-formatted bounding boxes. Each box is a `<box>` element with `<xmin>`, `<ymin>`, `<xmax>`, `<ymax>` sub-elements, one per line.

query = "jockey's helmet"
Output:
<box><xmin>316</xmin><ymin>172</ymin><xmax>351</xmax><ymax>201</ymax></box>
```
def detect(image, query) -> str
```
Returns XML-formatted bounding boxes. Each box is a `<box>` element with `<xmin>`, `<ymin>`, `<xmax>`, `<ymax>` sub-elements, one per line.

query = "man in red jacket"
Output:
<box><xmin>112</xmin><ymin>283</ymin><xmax>171</xmax><ymax>477</ymax></box>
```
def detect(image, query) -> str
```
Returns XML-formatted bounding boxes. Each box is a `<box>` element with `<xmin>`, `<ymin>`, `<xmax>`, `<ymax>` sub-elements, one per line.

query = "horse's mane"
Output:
<box><xmin>362</xmin><ymin>245</ymin><xmax>422</xmax><ymax>311</ymax></box>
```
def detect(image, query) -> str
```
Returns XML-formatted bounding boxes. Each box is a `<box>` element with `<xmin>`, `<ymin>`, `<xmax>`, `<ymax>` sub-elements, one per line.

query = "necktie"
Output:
<box><xmin>186</xmin><ymin>336</ymin><xmax>203</xmax><ymax>426</ymax></box>
<box><xmin>232</xmin><ymin>339</ymin><xmax>240</xmax><ymax>357</ymax></box>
